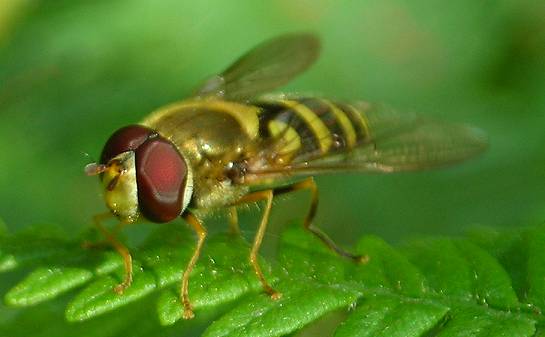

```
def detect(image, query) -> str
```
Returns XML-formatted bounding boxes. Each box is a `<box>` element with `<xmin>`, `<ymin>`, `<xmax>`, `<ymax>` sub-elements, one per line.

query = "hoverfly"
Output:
<box><xmin>85</xmin><ymin>33</ymin><xmax>487</xmax><ymax>319</ymax></box>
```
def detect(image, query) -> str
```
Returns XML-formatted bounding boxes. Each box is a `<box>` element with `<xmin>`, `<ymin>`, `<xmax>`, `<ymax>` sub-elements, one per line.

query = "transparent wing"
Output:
<box><xmin>246</xmin><ymin>102</ymin><xmax>488</xmax><ymax>179</ymax></box>
<box><xmin>193</xmin><ymin>33</ymin><xmax>320</xmax><ymax>101</ymax></box>
<box><xmin>289</xmin><ymin>121</ymin><xmax>488</xmax><ymax>174</ymax></box>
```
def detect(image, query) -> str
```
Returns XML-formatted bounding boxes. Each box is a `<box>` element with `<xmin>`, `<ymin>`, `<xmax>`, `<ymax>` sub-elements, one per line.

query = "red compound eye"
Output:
<box><xmin>100</xmin><ymin>125</ymin><xmax>153</xmax><ymax>164</ymax></box>
<box><xmin>135</xmin><ymin>137</ymin><xmax>188</xmax><ymax>223</ymax></box>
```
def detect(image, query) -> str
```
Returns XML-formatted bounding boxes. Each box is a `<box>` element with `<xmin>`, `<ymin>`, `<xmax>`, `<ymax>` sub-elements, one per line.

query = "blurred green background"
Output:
<box><xmin>0</xmin><ymin>0</ymin><xmax>544</xmax><ymax>265</ymax></box>
<box><xmin>0</xmin><ymin>0</ymin><xmax>544</xmax><ymax>335</ymax></box>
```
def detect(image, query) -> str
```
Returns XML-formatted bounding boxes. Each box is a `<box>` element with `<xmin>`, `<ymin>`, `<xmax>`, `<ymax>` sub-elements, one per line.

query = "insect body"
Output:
<box><xmin>86</xmin><ymin>33</ymin><xmax>487</xmax><ymax>319</ymax></box>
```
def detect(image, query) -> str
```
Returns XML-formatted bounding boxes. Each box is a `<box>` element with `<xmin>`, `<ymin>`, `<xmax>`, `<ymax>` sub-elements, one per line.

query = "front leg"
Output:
<box><xmin>92</xmin><ymin>212</ymin><xmax>133</xmax><ymax>294</ymax></box>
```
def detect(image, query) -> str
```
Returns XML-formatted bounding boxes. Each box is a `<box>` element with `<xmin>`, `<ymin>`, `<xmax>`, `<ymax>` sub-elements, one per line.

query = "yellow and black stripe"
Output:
<box><xmin>254</xmin><ymin>97</ymin><xmax>370</xmax><ymax>160</ymax></box>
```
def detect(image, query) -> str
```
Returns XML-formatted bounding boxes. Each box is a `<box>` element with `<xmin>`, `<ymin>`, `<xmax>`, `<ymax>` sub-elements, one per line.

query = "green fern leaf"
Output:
<box><xmin>5</xmin><ymin>267</ymin><xmax>93</xmax><ymax>306</ymax></box>
<box><xmin>334</xmin><ymin>295</ymin><xmax>449</xmax><ymax>337</ymax></box>
<box><xmin>2</xmin><ymin>222</ymin><xmax>545</xmax><ymax>337</ymax></box>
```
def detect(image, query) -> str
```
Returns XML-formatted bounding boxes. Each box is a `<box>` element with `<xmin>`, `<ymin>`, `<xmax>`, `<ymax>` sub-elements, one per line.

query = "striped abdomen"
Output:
<box><xmin>254</xmin><ymin>97</ymin><xmax>370</xmax><ymax>161</ymax></box>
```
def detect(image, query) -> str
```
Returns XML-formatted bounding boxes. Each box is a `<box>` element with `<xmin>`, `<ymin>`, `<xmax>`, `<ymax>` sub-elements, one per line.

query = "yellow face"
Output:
<box><xmin>101</xmin><ymin>151</ymin><xmax>139</xmax><ymax>223</ymax></box>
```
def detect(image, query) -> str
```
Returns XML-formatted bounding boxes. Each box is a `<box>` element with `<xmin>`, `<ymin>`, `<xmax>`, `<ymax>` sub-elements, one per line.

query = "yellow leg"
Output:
<box><xmin>228</xmin><ymin>206</ymin><xmax>240</xmax><ymax>234</ymax></box>
<box><xmin>180</xmin><ymin>211</ymin><xmax>207</xmax><ymax>320</ymax></box>
<box><xmin>274</xmin><ymin>177</ymin><xmax>369</xmax><ymax>263</ymax></box>
<box><xmin>235</xmin><ymin>190</ymin><xmax>281</xmax><ymax>300</ymax></box>
<box><xmin>92</xmin><ymin>212</ymin><xmax>133</xmax><ymax>294</ymax></box>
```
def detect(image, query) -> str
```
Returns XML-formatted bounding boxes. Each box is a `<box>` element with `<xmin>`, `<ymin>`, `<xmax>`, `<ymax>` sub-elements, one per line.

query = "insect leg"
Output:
<box><xmin>235</xmin><ymin>190</ymin><xmax>281</xmax><ymax>300</ymax></box>
<box><xmin>274</xmin><ymin>177</ymin><xmax>369</xmax><ymax>263</ymax></box>
<box><xmin>180</xmin><ymin>211</ymin><xmax>207</xmax><ymax>320</ymax></box>
<box><xmin>228</xmin><ymin>206</ymin><xmax>240</xmax><ymax>234</ymax></box>
<box><xmin>92</xmin><ymin>212</ymin><xmax>133</xmax><ymax>294</ymax></box>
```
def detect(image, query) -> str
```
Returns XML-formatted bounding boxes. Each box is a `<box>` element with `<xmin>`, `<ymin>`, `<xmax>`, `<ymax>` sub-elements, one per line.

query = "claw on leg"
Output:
<box><xmin>358</xmin><ymin>254</ymin><xmax>370</xmax><ymax>264</ymax></box>
<box><xmin>183</xmin><ymin>307</ymin><xmax>195</xmax><ymax>320</ymax></box>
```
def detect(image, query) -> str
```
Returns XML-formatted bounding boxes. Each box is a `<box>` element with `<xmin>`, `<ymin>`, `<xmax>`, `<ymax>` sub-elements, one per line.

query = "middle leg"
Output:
<box><xmin>180</xmin><ymin>211</ymin><xmax>207</xmax><ymax>320</ymax></box>
<box><xmin>227</xmin><ymin>206</ymin><xmax>241</xmax><ymax>235</ymax></box>
<box><xmin>234</xmin><ymin>189</ymin><xmax>280</xmax><ymax>299</ymax></box>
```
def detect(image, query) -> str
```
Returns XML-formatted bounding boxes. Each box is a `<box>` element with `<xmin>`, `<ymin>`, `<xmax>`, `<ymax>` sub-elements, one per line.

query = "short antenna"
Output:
<box><xmin>85</xmin><ymin>162</ymin><xmax>107</xmax><ymax>176</ymax></box>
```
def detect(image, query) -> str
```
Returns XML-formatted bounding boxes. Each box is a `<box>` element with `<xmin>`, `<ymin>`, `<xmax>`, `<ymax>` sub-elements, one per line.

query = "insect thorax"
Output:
<box><xmin>140</xmin><ymin>100</ymin><xmax>258</xmax><ymax>209</ymax></box>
